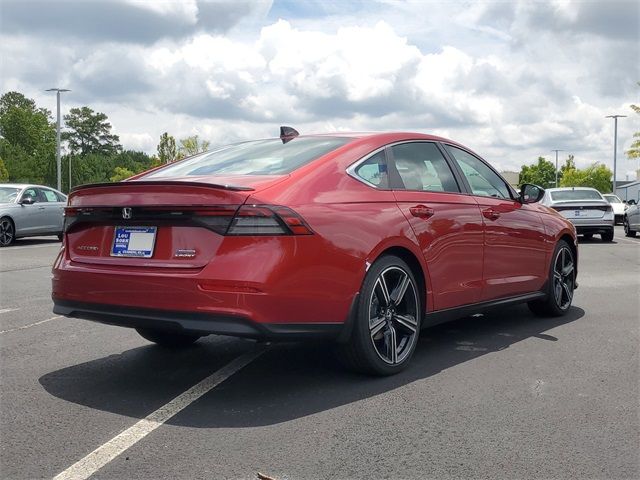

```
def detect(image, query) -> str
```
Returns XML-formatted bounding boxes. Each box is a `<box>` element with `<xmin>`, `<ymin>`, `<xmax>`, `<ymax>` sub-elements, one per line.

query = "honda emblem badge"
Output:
<box><xmin>122</xmin><ymin>207</ymin><xmax>132</xmax><ymax>219</ymax></box>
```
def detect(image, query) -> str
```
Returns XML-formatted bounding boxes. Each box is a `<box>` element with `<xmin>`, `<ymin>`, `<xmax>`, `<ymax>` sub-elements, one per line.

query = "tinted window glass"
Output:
<box><xmin>354</xmin><ymin>151</ymin><xmax>388</xmax><ymax>188</ymax></box>
<box><xmin>55</xmin><ymin>192</ymin><xmax>67</xmax><ymax>202</ymax></box>
<box><xmin>603</xmin><ymin>194</ymin><xmax>621</xmax><ymax>203</ymax></box>
<box><xmin>22</xmin><ymin>188</ymin><xmax>39</xmax><ymax>202</ymax></box>
<box><xmin>446</xmin><ymin>146</ymin><xmax>511</xmax><ymax>199</ymax></box>
<box><xmin>392</xmin><ymin>142</ymin><xmax>459</xmax><ymax>192</ymax></box>
<box><xmin>42</xmin><ymin>189</ymin><xmax>59</xmax><ymax>202</ymax></box>
<box><xmin>551</xmin><ymin>189</ymin><xmax>603</xmax><ymax>201</ymax></box>
<box><xmin>145</xmin><ymin>137</ymin><xmax>351</xmax><ymax>177</ymax></box>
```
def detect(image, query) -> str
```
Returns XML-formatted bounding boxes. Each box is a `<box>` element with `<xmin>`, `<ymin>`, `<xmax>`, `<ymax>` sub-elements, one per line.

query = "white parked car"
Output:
<box><xmin>602</xmin><ymin>194</ymin><xmax>625</xmax><ymax>225</ymax></box>
<box><xmin>541</xmin><ymin>187</ymin><xmax>614</xmax><ymax>242</ymax></box>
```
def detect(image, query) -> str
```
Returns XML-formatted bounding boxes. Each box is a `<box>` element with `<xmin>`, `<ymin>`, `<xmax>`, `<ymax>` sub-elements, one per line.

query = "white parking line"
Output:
<box><xmin>53</xmin><ymin>347</ymin><xmax>266</xmax><ymax>480</ymax></box>
<box><xmin>0</xmin><ymin>308</ymin><xmax>20</xmax><ymax>314</ymax></box>
<box><xmin>0</xmin><ymin>316</ymin><xmax>60</xmax><ymax>334</ymax></box>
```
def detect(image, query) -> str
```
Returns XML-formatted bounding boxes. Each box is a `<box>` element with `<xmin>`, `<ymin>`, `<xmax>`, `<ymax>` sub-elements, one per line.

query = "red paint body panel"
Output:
<box><xmin>52</xmin><ymin>132</ymin><xmax>577</xmax><ymax>335</ymax></box>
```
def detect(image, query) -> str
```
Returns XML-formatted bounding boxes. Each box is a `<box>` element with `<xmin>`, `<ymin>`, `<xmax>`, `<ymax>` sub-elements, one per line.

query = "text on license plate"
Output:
<box><xmin>111</xmin><ymin>226</ymin><xmax>157</xmax><ymax>258</ymax></box>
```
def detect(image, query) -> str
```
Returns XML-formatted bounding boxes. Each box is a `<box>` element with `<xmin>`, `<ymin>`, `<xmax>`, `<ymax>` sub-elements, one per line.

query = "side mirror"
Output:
<box><xmin>519</xmin><ymin>183</ymin><xmax>545</xmax><ymax>204</ymax></box>
<box><xmin>20</xmin><ymin>195</ymin><xmax>36</xmax><ymax>205</ymax></box>
<box><xmin>628</xmin><ymin>199</ymin><xmax>637</xmax><ymax>205</ymax></box>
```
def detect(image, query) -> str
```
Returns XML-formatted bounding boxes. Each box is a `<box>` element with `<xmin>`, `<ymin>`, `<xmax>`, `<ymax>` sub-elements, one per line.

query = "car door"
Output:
<box><xmin>389</xmin><ymin>141</ymin><xmax>484</xmax><ymax>310</ymax></box>
<box><xmin>15</xmin><ymin>187</ymin><xmax>48</xmax><ymax>234</ymax></box>
<box><xmin>39</xmin><ymin>188</ymin><xmax>66</xmax><ymax>233</ymax></box>
<box><xmin>444</xmin><ymin>145</ymin><xmax>549</xmax><ymax>301</ymax></box>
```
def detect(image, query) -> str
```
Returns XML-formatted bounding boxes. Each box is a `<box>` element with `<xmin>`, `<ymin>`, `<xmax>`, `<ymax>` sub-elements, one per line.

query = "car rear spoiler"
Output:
<box><xmin>70</xmin><ymin>180</ymin><xmax>255</xmax><ymax>193</ymax></box>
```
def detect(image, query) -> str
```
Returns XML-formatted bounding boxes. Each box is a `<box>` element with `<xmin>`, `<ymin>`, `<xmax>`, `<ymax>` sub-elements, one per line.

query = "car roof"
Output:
<box><xmin>0</xmin><ymin>183</ymin><xmax>62</xmax><ymax>191</ymax></box>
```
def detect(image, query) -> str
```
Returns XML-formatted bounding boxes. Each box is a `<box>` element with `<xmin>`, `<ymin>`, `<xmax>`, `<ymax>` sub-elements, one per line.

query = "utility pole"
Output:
<box><xmin>45</xmin><ymin>88</ymin><xmax>70</xmax><ymax>191</ymax></box>
<box><xmin>552</xmin><ymin>149</ymin><xmax>563</xmax><ymax>187</ymax></box>
<box><xmin>606</xmin><ymin>115</ymin><xmax>626</xmax><ymax>195</ymax></box>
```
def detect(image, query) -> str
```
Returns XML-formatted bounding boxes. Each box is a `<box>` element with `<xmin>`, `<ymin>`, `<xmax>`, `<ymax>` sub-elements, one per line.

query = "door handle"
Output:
<box><xmin>409</xmin><ymin>205</ymin><xmax>435</xmax><ymax>219</ymax></box>
<box><xmin>38</xmin><ymin>206</ymin><xmax>46</xmax><ymax>210</ymax></box>
<box><xmin>482</xmin><ymin>208</ymin><xmax>500</xmax><ymax>220</ymax></box>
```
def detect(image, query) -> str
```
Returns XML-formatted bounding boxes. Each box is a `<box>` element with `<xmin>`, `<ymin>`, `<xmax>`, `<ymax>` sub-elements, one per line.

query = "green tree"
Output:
<box><xmin>0</xmin><ymin>91</ymin><xmax>56</xmax><ymax>185</ymax></box>
<box><xmin>518</xmin><ymin>157</ymin><xmax>557</xmax><ymax>188</ymax></box>
<box><xmin>0</xmin><ymin>157</ymin><xmax>9</xmax><ymax>182</ymax></box>
<box><xmin>62</xmin><ymin>107</ymin><xmax>121</xmax><ymax>156</ymax></box>
<box><xmin>110</xmin><ymin>166</ymin><xmax>135</xmax><ymax>182</ymax></box>
<box><xmin>157</xmin><ymin>132</ymin><xmax>178</xmax><ymax>164</ymax></box>
<box><xmin>560</xmin><ymin>163</ymin><xmax>612</xmax><ymax>193</ymax></box>
<box><xmin>626</xmin><ymin>85</ymin><xmax>640</xmax><ymax>163</ymax></box>
<box><xmin>178</xmin><ymin>135</ymin><xmax>209</xmax><ymax>157</ymax></box>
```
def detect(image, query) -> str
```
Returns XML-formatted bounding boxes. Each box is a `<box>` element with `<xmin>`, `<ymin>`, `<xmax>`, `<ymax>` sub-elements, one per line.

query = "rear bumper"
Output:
<box><xmin>53</xmin><ymin>299</ymin><xmax>345</xmax><ymax>340</ymax></box>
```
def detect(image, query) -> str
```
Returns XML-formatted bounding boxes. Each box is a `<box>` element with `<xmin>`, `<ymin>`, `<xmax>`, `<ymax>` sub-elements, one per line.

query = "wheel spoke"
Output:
<box><xmin>375</xmin><ymin>275</ymin><xmax>391</xmax><ymax>307</ymax></box>
<box><xmin>394</xmin><ymin>314</ymin><xmax>417</xmax><ymax>333</ymax></box>
<box><xmin>562</xmin><ymin>263</ymin><xmax>574</xmax><ymax>277</ymax></box>
<box><xmin>391</xmin><ymin>272</ymin><xmax>410</xmax><ymax>305</ymax></box>
<box><xmin>370</xmin><ymin>316</ymin><xmax>386</xmax><ymax>337</ymax></box>
<box><xmin>384</xmin><ymin>325</ymin><xmax>398</xmax><ymax>364</ymax></box>
<box><xmin>561</xmin><ymin>280</ymin><xmax>573</xmax><ymax>303</ymax></box>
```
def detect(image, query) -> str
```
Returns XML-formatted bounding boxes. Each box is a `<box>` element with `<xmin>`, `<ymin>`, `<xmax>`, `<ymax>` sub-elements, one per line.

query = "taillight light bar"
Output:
<box><xmin>63</xmin><ymin>204</ymin><xmax>313</xmax><ymax>236</ymax></box>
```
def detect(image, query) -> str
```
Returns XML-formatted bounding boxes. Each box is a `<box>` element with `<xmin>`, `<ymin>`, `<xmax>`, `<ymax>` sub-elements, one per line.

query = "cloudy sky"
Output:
<box><xmin>1</xmin><ymin>0</ymin><xmax>639</xmax><ymax>177</ymax></box>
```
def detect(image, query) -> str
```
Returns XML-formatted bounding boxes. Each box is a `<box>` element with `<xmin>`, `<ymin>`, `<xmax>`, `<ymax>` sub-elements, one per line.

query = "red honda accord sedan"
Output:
<box><xmin>52</xmin><ymin>129</ymin><xmax>578</xmax><ymax>375</ymax></box>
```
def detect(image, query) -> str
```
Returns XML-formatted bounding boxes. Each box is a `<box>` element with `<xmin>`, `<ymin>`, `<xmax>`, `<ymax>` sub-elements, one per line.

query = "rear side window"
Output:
<box><xmin>354</xmin><ymin>151</ymin><xmax>389</xmax><ymax>188</ymax></box>
<box><xmin>42</xmin><ymin>189</ymin><xmax>59</xmax><ymax>202</ymax></box>
<box><xmin>145</xmin><ymin>137</ymin><xmax>351</xmax><ymax>177</ymax></box>
<box><xmin>391</xmin><ymin>142</ymin><xmax>459</xmax><ymax>192</ymax></box>
<box><xmin>446</xmin><ymin>145</ymin><xmax>511</xmax><ymax>199</ymax></box>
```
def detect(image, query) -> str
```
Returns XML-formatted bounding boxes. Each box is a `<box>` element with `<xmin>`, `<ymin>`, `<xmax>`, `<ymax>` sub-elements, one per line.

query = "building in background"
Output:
<box><xmin>616</xmin><ymin>180</ymin><xmax>640</xmax><ymax>203</ymax></box>
<box><xmin>500</xmin><ymin>171</ymin><xmax>519</xmax><ymax>188</ymax></box>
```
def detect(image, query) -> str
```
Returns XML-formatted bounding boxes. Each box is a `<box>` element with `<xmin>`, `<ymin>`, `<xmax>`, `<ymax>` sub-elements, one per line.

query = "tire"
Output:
<box><xmin>601</xmin><ymin>229</ymin><xmax>614</xmax><ymax>242</ymax></box>
<box><xmin>582</xmin><ymin>233</ymin><xmax>593</xmax><ymax>240</ymax></box>
<box><xmin>136</xmin><ymin>328</ymin><xmax>201</xmax><ymax>347</ymax></box>
<box><xmin>528</xmin><ymin>240</ymin><xmax>575</xmax><ymax>317</ymax></box>
<box><xmin>0</xmin><ymin>217</ymin><xmax>15</xmax><ymax>247</ymax></box>
<box><xmin>337</xmin><ymin>255</ymin><xmax>422</xmax><ymax>376</ymax></box>
<box><xmin>624</xmin><ymin>217</ymin><xmax>637</xmax><ymax>237</ymax></box>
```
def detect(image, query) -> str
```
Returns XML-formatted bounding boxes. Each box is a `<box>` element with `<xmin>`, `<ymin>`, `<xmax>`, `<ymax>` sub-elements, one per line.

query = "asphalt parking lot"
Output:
<box><xmin>1</xmin><ymin>228</ymin><xmax>639</xmax><ymax>480</ymax></box>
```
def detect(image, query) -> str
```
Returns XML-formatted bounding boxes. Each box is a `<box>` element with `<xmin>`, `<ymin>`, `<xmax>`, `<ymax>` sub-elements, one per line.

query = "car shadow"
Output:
<box><xmin>39</xmin><ymin>304</ymin><xmax>584</xmax><ymax>428</ymax></box>
<box><xmin>12</xmin><ymin>237</ymin><xmax>60</xmax><ymax>247</ymax></box>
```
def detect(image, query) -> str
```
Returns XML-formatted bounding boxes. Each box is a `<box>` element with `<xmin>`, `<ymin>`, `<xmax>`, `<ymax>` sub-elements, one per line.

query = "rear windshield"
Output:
<box><xmin>603</xmin><ymin>195</ymin><xmax>622</xmax><ymax>203</ymax></box>
<box><xmin>551</xmin><ymin>189</ymin><xmax>604</xmax><ymax>201</ymax></box>
<box><xmin>0</xmin><ymin>187</ymin><xmax>20</xmax><ymax>203</ymax></box>
<box><xmin>145</xmin><ymin>137</ymin><xmax>351</xmax><ymax>177</ymax></box>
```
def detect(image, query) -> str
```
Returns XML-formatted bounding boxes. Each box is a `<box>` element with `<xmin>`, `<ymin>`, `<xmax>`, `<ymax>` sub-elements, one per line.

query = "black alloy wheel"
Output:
<box><xmin>528</xmin><ymin>240</ymin><xmax>575</xmax><ymax>317</ymax></box>
<box><xmin>0</xmin><ymin>217</ymin><xmax>15</xmax><ymax>247</ymax></box>
<box><xmin>338</xmin><ymin>255</ymin><xmax>421</xmax><ymax>375</ymax></box>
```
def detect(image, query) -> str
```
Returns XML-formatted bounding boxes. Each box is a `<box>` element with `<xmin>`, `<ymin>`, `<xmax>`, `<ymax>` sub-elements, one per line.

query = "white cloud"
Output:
<box><xmin>1</xmin><ymin>0</ymin><xmax>637</xmax><ymax>179</ymax></box>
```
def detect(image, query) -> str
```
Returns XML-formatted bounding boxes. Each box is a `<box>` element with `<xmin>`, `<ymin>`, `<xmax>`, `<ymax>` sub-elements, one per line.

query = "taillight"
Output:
<box><xmin>63</xmin><ymin>204</ymin><xmax>312</xmax><ymax>236</ymax></box>
<box><xmin>227</xmin><ymin>205</ymin><xmax>313</xmax><ymax>236</ymax></box>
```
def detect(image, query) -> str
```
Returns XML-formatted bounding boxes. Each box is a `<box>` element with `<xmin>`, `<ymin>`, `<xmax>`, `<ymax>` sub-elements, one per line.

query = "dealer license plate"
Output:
<box><xmin>111</xmin><ymin>226</ymin><xmax>157</xmax><ymax>258</ymax></box>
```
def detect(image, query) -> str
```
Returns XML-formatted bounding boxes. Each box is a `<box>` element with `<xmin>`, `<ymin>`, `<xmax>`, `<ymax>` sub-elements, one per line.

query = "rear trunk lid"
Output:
<box><xmin>551</xmin><ymin>201</ymin><xmax>611</xmax><ymax>220</ymax></box>
<box><xmin>64</xmin><ymin>177</ymin><xmax>285</xmax><ymax>268</ymax></box>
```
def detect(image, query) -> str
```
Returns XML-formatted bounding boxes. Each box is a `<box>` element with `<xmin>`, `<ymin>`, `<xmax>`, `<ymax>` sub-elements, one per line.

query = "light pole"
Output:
<box><xmin>45</xmin><ymin>88</ymin><xmax>70</xmax><ymax>191</ymax></box>
<box><xmin>552</xmin><ymin>149</ymin><xmax>564</xmax><ymax>187</ymax></box>
<box><xmin>606</xmin><ymin>115</ymin><xmax>626</xmax><ymax>195</ymax></box>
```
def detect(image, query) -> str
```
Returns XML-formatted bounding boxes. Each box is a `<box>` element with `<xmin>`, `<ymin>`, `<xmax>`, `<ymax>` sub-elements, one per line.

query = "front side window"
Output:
<box><xmin>391</xmin><ymin>142</ymin><xmax>460</xmax><ymax>192</ymax></box>
<box><xmin>21</xmin><ymin>188</ymin><xmax>39</xmax><ymax>202</ymax></box>
<box><xmin>354</xmin><ymin>151</ymin><xmax>388</xmax><ymax>188</ymax></box>
<box><xmin>145</xmin><ymin>137</ymin><xmax>352</xmax><ymax>177</ymax></box>
<box><xmin>446</xmin><ymin>145</ymin><xmax>511</xmax><ymax>199</ymax></box>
